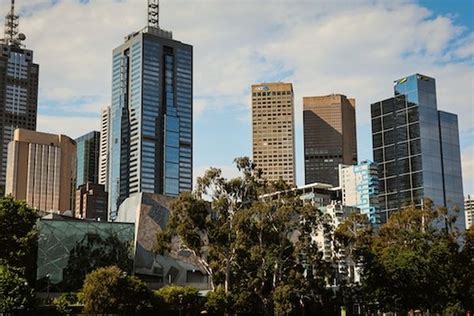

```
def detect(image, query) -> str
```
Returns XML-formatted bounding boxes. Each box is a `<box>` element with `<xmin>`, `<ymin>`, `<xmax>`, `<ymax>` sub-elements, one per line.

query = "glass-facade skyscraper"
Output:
<box><xmin>371</xmin><ymin>74</ymin><xmax>464</xmax><ymax>228</ymax></box>
<box><xmin>75</xmin><ymin>131</ymin><xmax>100</xmax><ymax>187</ymax></box>
<box><xmin>108</xmin><ymin>26</ymin><xmax>192</xmax><ymax>220</ymax></box>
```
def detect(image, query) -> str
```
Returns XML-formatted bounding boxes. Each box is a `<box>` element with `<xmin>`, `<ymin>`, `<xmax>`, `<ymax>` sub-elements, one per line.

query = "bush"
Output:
<box><xmin>80</xmin><ymin>265</ymin><xmax>153</xmax><ymax>314</ymax></box>
<box><xmin>154</xmin><ymin>285</ymin><xmax>201</xmax><ymax>312</ymax></box>
<box><xmin>206</xmin><ymin>286</ymin><xmax>231</xmax><ymax>314</ymax></box>
<box><xmin>52</xmin><ymin>292</ymin><xmax>79</xmax><ymax>314</ymax></box>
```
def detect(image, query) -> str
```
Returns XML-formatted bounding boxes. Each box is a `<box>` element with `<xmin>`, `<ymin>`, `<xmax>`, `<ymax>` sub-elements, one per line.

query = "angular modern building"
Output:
<box><xmin>252</xmin><ymin>82</ymin><xmax>296</xmax><ymax>186</ymax></box>
<box><xmin>303</xmin><ymin>94</ymin><xmax>357</xmax><ymax>186</ymax></box>
<box><xmin>108</xmin><ymin>3</ymin><xmax>193</xmax><ymax>220</ymax></box>
<box><xmin>0</xmin><ymin>2</ymin><xmax>39</xmax><ymax>192</ymax></box>
<box><xmin>339</xmin><ymin>161</ymin><xmax>380</xmax><ymax>225</ymax></box>
<box><xmin>75</xmin><ymin>131</ymin><xmax>100</xmax><ymax>187</ymax></box>
<box><xmin>371</xmin><ymin>74</ymin><xmax>464</xmax><ymax>227</ymax></box>
<box><xmin>5</xmin><ymin>128</ymin><xmax>76</xmax><ymax>212</ymax></box>
<box><xmin>99</xmin><ymin>107</ymin><xmax>110</xmax><ymax>188</ymax></box>
<box><xmin>75</xmin><ymin>182</ymin><xmax>108</xmax><ymax>221</ymax></box>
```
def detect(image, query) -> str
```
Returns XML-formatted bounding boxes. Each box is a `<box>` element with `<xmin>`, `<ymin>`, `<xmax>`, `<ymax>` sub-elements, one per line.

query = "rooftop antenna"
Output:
<box><xmin>148</xmin><ymin>0</ymin><xmax>159</xmax><ymax>28</ymax></box>
<box><xmin>2</xmin><ymin>0</ymin><xmax>25</xmax><ymax>47</ymax></box>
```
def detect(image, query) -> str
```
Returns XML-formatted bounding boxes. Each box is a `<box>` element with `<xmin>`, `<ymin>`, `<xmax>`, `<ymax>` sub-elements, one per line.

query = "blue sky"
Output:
<box><xmin>3</xmin><ymin>0</ymin><xmax>473</xmax><ymax>194</ymax></box>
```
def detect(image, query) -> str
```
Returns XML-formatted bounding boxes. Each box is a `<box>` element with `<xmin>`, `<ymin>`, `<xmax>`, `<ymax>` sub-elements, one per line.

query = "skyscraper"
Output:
<box><xmin>75</xmin><ymin>131</ymin><xmax>100</xmax><ymax>187</ymax></box>
<box><xmin>303</xmin><ymin>94</ymin><xmax>357</xmax><ymax>186</ymax></box>
<box><xmin>339</xmin><ymin>161</ymin><xmax>380</xmax><ymax>225</ymax></box>
<box><xmin>5</xmin><ymin>128</ymin><xmax>76</xmax><ymax>212</ymax></box>
<box><xmin>371</xmin><ymin>74</ymin><xmax>464</xmax><ymax>227</ymax></box>
<box><xmin>98</xmin><ymin>107</ymin><xmax>110</xmax><ymax>188</ymax></box>
<box><xmin>0</xmin><ymin>1</ymin><xmax>39</xmax><ymax>193</ymax></box>
<box><xmin>252</xmin><ymin>82</ymin><xmax>296</xmax><ymax>186</ymax></box>
<box><xmin>108</xmin><ymin>1</ymin><xmax>192</xmax><ymax>219</ymax></box>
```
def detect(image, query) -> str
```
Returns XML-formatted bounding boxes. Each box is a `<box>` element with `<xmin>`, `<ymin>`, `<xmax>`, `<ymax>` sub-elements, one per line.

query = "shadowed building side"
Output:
<box><xmin>303</xmin><ymin>94</ymin><xmax>357</xmax><ymax>186</ymax></box>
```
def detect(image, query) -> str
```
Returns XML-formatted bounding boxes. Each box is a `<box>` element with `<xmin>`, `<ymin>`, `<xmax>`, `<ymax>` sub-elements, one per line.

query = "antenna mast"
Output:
<box><xmin>148</xmin><ymin>0</ymin><xmax>159</xmax><ymax>29</ymax></box>
<box><xmin>3</xmin><ymin>0</ymin><xmax>25</xmax><ymax>47</ymax></box>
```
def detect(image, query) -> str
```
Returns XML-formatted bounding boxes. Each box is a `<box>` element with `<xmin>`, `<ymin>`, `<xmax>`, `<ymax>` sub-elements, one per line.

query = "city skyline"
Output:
<box><xmin>1</xmin><ymin>0</ymin><xmax>472</xmax><ymax>195</ymax></box>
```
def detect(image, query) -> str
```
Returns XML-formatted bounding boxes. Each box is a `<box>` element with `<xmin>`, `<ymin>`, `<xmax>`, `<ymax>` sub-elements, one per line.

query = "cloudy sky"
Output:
<box><xmin>3</xmin><ymin>0</ymin><xmax>473</xmax><ymax>193</ymax></box>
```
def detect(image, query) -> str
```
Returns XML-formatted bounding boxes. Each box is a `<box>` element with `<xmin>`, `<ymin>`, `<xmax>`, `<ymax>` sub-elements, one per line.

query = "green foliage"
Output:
<box><xmin>0</xmin><ymin>265</ymin><xmax>35</xmax><ymax>312</ymax></box>
<box><xmin>154</xmin><ymin>285</ymin><xmax>200</xmax><ymax>311</ymax></box>
<box><xmin>80</xmin><ymin>265</ymin><xmax>152</xmax><ymax>314</ymax></box>
<box><xmin>273</xmin><ymin>284</ymin><xmax>297</xmax><ymax>315</ymax></box>
<box><xmin>62</xmin><ymin>232</ymin><xmax>133</xmax><ymax>291</ymax></box>
<box><xmin>206</xmin><ymin>285</ymin><xmax>231</xmax><ymax>314</ymax></box>
<box><xmin>0</xmin><ymin>196</ymin><xmax>38</xmax><ymax>282</ymax></box>
<box><xmin>52</xmin><ymin>292</ymin><xmax>78</xmax><ymax>314</ymax></box>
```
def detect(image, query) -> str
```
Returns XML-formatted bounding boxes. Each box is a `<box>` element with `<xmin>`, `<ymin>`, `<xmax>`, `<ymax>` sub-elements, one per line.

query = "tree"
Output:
<box><xmin>354</xmin><ymin>201</ymin><xmax>466</xmax><ymax>313</ymax></box>
<box><xmin>0</xmin><ymin>196</ymin><xmax>38</xmax><ymax>282</ymax></box>
<box><xmin>154</xmin><ymin>285</ymin><xmax>201</xmax><ymax>313</ymax></box>
<box><xmin>80</xmin><ymin>266</ymin><xmax>153</xmax><ymax>314</ymax></box>
<box><xmin>52</xmin><ymin>292</ymin><xmax>79</xmax><ymax>315</ymax></box>
<box><xmin>0</xmin><ymin>265</ymin><xmax>35</xmax><ymax>312</ymax></box>
<box><xmin>155</xmin><ymin>157</ymin><xmax>334</xmax><ymax>315</ymax></box>
<box><xmin>62</xmin><ymin>232</ymin><xmax>133</xmax><ymax>291</ymax></box>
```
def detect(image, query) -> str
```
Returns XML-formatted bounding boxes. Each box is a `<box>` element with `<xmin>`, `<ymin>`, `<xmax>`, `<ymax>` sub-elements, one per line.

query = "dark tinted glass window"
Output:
<box><xmin>396</xmin><ymin>126</ymin><xmax>408</xmax><ymax>141</ymax></box>
<box><xmin>396</xmin><ymin>112</ymin><xmax>407</xmax><ymax>125</ymax></box>
<box><xmin>373</xmin><ymin>133</ymin><xmax>382</xmax><ymax>148</ymax></box>
<box><xmin>395</xmin><ymin>95</ymin><xmax>406</xmax><ymax>110</ymax></box>
<box><xmin>410</xmin><ymin>139</ymin><xmax>421</xmax><ymax>155</ymax></box>
<box><xmin>386</xmin><ymin>161</ymin><xmax>397</xmax><ymax>177</ymax></box>
<box><xmin>397</xmin><ymin>143</ymin><xmax>409</xmax><ymax>158</ymax></box>
<box><xmin>382</xmin><ymin>99</ymin><xmax>394</xmax><ymax>114</ymax></box>
<box><xmin>411</xmin><ymin>155</ymin><xmax>422</xmax><ymax>172</ymax></box>
<box><xmin>399</xmin><ymin>158</ymin><xmax>410</xmax><ymax>174</ymax></box>
<box><xmin>408</xmin><ymin>108</ymin><xmax>419</xmax><ymax>123</ymax></box>
<box><xmin>372</xmin><ymin>117</ymin><xmax>382</xmax><ymax>133</ymax></box>
<box><xmin>384</xmin><ymin>130</ymin><xmax>395</xmax><ymax>145</ymax></box>
<box><xmin>374</xmin><ymin>148</ymin><xmax>383</xmax><ymax>162</ymax></box>
<box><xmin>371</xmin><ymin>103</ymin><xmax>381</xmax><ymax>117</ymax></box>
<box><xmin>383</xmin><ymin>115</ymin><xmax>394</xmax><ymax>129</ymax></box>
<box><xmin>385</xmin><ymin>145</ymin><xmax>396</xmax><ymax>161</ymax></box>
<box><xmin>409</xmin><ymin>123</ymin><xmax>420</xmax><ymax>139</ymax></box>
<box><xmin>412</xmin><ymin>172</ymin><xmax>423</xmax><ymax>188</ymax></box>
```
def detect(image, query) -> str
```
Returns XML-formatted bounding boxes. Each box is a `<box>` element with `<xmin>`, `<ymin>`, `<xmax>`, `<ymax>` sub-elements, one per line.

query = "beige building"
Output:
<box><xmin>252</xmin><ymin>82</ymin><xmax>296</xmax><ymax>186</ymax></box>
<box><xmin>303</xmin><ymin>94</ymin><xmax>357</xmax><ymax>186</ymax></box>
<box><xmin>5</xmin><ymin>128</ymin><xmax>76</xmax><ymax>212</ymax></box>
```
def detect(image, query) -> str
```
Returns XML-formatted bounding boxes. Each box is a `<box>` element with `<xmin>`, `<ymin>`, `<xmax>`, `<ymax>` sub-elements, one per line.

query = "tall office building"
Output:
<box><xmin>465</xmin><ymin>195</ymin><xmax>473</xmax><ymax>229</ymax></box>
<box><xmin>5</xmin><ymin>128</ymin><xmax>76</xmax><ymax>212</ymax></box>
<box><xmin>339</xmin><ymin>161</ymin><xmax>380</xmax><ymax>225</ymax></box>
<box><xmin>371</xmin><ymin>74</ymin><xmax>464</xmax><ymax>227</ymax></box>
<box><xmin>303</xmin><ymin>94</ymin><xmax>357</xmax><ymax>186</ymax></box>
<box><xmin>252</xmin><ymin>82</ymin><xmax>296</xmax><ymax>186</ymax></box>
<box><xmin>99</xmin><ymin>107</ymin><xmax>110</xmax><ymax>188</ymax></box>
<box><xmin>75</xmin><ymin>131</ymin><xmax>100</xmax><ymax>187</ymax></box>
<box><xmin>0</xmin><ymin>1</ymin><xmax>39</xmax><ymax>192</ymax></box>
<box><xmin>108</xmin><ymin>1</ymin><xmax>193</xmax><ymax>219</ymax></box>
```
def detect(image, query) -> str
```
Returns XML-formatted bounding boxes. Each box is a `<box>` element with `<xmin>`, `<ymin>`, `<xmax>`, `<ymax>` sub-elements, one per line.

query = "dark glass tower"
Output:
<box><xmin>0</xmin><ymin>1</ymin><xmax>38</xmax><ymax>192</ymax></box>
<box><xmin>75</xmin><ymin>131</ymin><xmax>100</xmax><ymax>187</ymax></box>
<box><xmin>108</xmin><ymin>11</ymin><xmax>192</xmax><ymax>220</ymax></box>
<box><xmin>371</xmin><ymin>74</ymin><xmax>464</xmax><ymax>228</ymax></box>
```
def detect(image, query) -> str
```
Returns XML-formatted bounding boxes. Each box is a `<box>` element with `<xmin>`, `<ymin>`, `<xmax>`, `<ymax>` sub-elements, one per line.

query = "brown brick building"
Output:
<box><xmin>252</xmin><ymin>82</ymin><xmax>296</xmax><ymax>186</ymax></box>
<box><xmin>303</xmin><ymin>94</ymin><xmax>357</xmax><ymax>186</ymax></box>
<box><xmin>75</xmin><ymin>182</ymin><xmax>108</xmax><ymax>221</ymax></box>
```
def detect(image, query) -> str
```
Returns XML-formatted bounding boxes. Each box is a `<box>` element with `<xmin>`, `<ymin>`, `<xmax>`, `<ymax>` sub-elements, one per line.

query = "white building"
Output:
<box><xmin>466</xmin><ymin>195</ymin><xmax>473</xmax><ymax>229</ymax></box>
<box><xmin>339</xmin><ymin>160</ymin><xmax>380</xmax><ymax>225</ymax></box>
<box><xmin>98</xmin><ymin>107</ymin><xmax>110</xmax><ymax>189</ymax></box>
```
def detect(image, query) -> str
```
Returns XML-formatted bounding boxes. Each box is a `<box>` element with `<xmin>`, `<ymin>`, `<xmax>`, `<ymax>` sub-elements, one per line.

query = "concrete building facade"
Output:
<box><xmin>466</xmin><ymin>195</ymin><xmax>473</xmax><ymax>229</ymax></box>
<box><xmin>5</xmin><ymin>128</ymin><xmax>76</xmax><ymax>212</ymax></box>
<box><xmin>303</xmin><ymin>94</ymin><xmax>357</xmax><ymax>186</ymax></box>
<box><xmin>99</xmin><ymin>107</ymin><xmax>110</xmax><ymax>188</ymax></box>
<box><xmin>252</xmin><ymin>82</ymin><xmax>296</xmax><ymax>186</ymax></box>
<box><xmin>75</xmin><ymin>182</ymin><xmax>108</xmax><ymax>221</ymax></box>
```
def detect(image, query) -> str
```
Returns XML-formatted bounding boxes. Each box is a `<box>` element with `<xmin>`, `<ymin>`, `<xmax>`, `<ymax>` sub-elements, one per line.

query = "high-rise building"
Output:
<box><xmin>75</xmin><ymin>131</ymin><xmax>100</xmax><ymax>187</ymax></box>
<box><xmin>252</xmin><ymin>82</ymin><xmax>296</xmax><ymax>186</ymax></box>
<box><xmin>465</xmin><ymin>195</ymin><xmax>473</xmax><ymax>229</ymax></box>
<box><xmin>108</xmin><ymin>2</ymin><xmax>193</xmax><ymax>220</ymax></box>
<box><xmin>75</xmin><ymin>182</ymin><xmax>108</xmax><ymax>221</ymax></box>
<box><xmin>303</xmin><ymin>94</ymin><xmax>357</xmax><ymax>186</ymax></box>
<box><xmin>99</xmin><ymin>107</ymin><xmax>110</xmax><ymax>188</ymax></box>
<box><xmin>0</xmin><ymin>2</ymin><xmax>39</xmax><ymax>193</ymax></box>
<box><xmin>5</xmin><ymin>128</ymin><xmax>76</xmax><ymax>212</ymax></box>
<box><xmin>339</xmin><ymin>161</ymin><xmax>380</xmax><ymax>225</ymax></box>
<box><xmin>371</xmin><ymin>74</ymin><xmax>464</xmax><ymax>227</ymax></box>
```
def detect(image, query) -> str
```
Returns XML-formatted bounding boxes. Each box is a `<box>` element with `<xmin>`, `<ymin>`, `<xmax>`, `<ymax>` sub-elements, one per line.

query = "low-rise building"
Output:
<box><xmin>75</xmin><ymin>182</ymin><xmax>108</xmax><ymax>221</ymax></box>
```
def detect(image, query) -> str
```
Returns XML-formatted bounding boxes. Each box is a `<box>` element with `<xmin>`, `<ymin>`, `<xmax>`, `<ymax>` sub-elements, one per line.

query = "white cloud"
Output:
<box><xmin>37</xmin><ymin>115</ymin><xmax>100</xmax><ymax>139</ymax></box>
<box><xmin>1</xmin><ymin>0</ymin><xmax>472</xmax><ymax>188</ymax></box>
